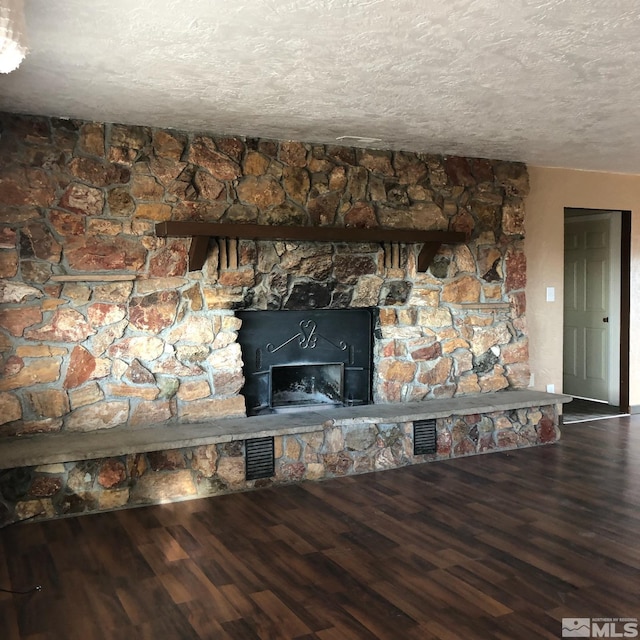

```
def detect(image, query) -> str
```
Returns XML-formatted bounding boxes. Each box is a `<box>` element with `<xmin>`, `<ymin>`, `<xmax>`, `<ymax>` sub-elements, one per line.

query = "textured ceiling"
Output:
<box><xmin>2</xmin><ymin>0</ymin><xmax>640</xmax><ymax>173</ymax></box>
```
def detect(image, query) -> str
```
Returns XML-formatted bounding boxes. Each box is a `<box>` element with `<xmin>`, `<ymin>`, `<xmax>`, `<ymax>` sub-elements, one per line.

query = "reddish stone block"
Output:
<box><xmin>64</xmin><ymin>346</ymin><xmax>97</xmax><ymax>390</ymax></box>
<box><xmin>26</xmin><ymin>309</ymin><xmax>94</xmax><ymax>343</ymax></box>
<box><xmin>98</xmin><ymin>459</ymin><xmax>127</xmax><ymax>488</ymax></box>
<box><xmin>0</xmin><ymin>306</ymin><xmax>42</xmax><ymax>336</ymax></box>
<box><xmin>29</xmin><ymin>477</ymin><xmax>63</xmax><ymax>498</ymax></box>
<box><xmin>537</xmin><ymin>417</ymin><xmax>557</xmax><ymax>443</ymax></box>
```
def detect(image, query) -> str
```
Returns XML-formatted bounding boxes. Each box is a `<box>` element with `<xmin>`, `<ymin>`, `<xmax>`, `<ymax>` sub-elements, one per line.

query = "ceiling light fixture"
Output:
<box><xmin>0</xmin><ymin>0</ymin><xmax>28</xmax><ymax>74</ymax></box>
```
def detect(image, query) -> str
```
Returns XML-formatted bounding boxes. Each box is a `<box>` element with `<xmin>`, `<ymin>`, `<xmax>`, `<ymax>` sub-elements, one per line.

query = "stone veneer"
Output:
<box><xmin>0</xmin><ymin>113</ymin><xmax>533</xmax><ymax>520</ymax></box>
<box><xmin>2</xmin><ymin>402</ymin><xmax>559</xmax><ymax>523</ymax></box>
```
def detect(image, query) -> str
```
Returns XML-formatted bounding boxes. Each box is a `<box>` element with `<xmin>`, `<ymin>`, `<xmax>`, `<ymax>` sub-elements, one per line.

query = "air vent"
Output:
<box><xmin>245</xmin><ymin>436</ymin><xmax>275</xmax><ymax>481</ymax></box>
<box><xmin>413</xmin><ymin>419</ymin><xmax>437</xmax><ymax>455</ymax></box>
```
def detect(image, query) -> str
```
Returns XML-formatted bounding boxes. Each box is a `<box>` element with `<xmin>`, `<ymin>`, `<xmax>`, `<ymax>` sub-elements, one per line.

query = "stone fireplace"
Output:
<box><xmin>237</xmin><ymin>308</ymin><xmax>373</xmax><ymax>415</ymax></box>
<box><xmin>0</xmin><ymin>113</ymin><xmax>549</xmax><ymax>524</ymax></box>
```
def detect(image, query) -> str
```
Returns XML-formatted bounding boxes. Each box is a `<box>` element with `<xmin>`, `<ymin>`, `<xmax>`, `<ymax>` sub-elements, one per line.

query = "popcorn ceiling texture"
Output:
<box><xmin>1</xmin><ymin>1</ymin><xmax>640</xmax><ymax>172</ymax></box>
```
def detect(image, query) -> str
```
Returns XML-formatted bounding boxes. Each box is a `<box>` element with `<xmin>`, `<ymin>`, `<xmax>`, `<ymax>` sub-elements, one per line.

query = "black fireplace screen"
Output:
<box><xmin>237</xmin><ymin>309</ymin><xmax>373</xmax><ymax>415</ymax></box>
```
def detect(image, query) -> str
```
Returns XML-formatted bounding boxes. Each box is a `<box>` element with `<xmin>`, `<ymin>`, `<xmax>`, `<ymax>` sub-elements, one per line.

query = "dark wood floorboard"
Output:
<box><xmin>2</xmin><ymin>416</ymin><xmax>640</xmax><ymax>639</ymax></box>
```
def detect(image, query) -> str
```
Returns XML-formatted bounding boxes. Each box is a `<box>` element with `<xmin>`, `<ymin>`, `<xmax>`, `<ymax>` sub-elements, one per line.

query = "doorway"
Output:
<box><xmin>563</xmin><ymin>208</ymin><xmax>630</xmax><ymax>413</ymax></box>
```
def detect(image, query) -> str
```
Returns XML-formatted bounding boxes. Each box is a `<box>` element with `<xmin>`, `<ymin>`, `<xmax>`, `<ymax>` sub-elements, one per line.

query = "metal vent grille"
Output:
<box><xmin>413</xmin><ymin>419</ymin><xmax>437</xmax><ymax>455</ymax></box>
<box><xmin>245</xmin><ymin>436</ymin><xmax>275</xmax><ymax>481</ymax></box>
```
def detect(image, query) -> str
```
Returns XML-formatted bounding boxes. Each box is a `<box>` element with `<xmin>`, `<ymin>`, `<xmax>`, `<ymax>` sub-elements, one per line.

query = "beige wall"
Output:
<box><xmin>526</xmin><ymin>166</ymin><xmax>640</xmax><ymax>408</ymax></box>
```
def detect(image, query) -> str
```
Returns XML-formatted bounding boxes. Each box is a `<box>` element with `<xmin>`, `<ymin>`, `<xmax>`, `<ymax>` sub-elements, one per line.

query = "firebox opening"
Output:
<box><xmin>270</xmin><ymin>363</ymin><xmax>344</xmax><ymax>410</ymax></box>
<box><xmin>237</xmin><ymin>308</ymin><xmax>373</xmax><ymax>416</ymax></box>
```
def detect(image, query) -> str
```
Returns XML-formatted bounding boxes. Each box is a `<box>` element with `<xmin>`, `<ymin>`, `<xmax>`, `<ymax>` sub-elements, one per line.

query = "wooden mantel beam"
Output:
<box><xmin>155</xmin><ymin>221</ymin><xmax>466</xmax><ymax>272</ymax></box>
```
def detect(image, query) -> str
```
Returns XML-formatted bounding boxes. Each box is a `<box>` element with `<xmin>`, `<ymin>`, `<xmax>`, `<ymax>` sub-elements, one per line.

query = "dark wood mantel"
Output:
<box><xmin>155</xmin><ymin>221</ymin><xmax>466</xmax><ymax>272</ymax></box>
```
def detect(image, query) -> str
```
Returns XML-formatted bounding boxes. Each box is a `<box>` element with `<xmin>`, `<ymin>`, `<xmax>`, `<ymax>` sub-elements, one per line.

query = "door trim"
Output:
<box><xmin>563</xmin><ymin>208</ymin><xmax>630</xmax><ymax>411</ymax></box>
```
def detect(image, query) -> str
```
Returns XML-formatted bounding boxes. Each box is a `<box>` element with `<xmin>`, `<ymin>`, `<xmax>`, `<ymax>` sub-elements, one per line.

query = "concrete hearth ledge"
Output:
<box><xmin>0</xmin><ymin>390</ymin><xmax>571</xmax><ymax>470</ymax></box>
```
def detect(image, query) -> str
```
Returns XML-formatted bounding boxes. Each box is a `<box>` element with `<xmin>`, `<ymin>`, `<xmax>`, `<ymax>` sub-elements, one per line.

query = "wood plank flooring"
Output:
<box><xmin>2</xmin><ymin>416</ymin><xmax>640</xmax><ymax>639</ymax></box>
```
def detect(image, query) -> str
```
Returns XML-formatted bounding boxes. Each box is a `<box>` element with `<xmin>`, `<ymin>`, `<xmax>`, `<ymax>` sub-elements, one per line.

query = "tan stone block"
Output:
<box><xmin>506</xmin><ymin>362</ymin><xmax>531</xmax><ymax>388</ymax></box>
<box><xmin>152</xmin><ymin>130</ymin><xmax>184</xmax><ymax>160</ymax></box>
<box><xmin>501</xmin><ymin>340</ymin><xmax>529</xmax><ymax>365</ymax></box>
<box><xmin>441</xmin><ymin>276</ymin><xmax>481</xmax><ymax>304</ymax></box>
<box><xmin>34</xmin><ymin>463</ymin><xmax>66</xmax><ymax>474</ymax></box>
<box><xmin>483</xmin><ymin>284</ymin><xmax>503</xmax><ymax>300</ymax></box>
<box><xmin>192</xmin><ymin>445</ymin><xmax>219</xmax><ymax>478</ymax></box>
<box><xmin>237</xmin><ymin>175</ymin><xmax>285</xmax><ymax>209</ymax></box>
<box><xmin>494</xmin><ymin>416</ymin><xmax>513</xmax><ymax>430</ymax></box>
<box><xmin>15</xmin><ymin>499</ymin><xmax>56</xmax><ymax>522</ymax></box>
<box><xmin>130</xmin><ymin>400</ymin><xmax>174</xmax><ymax>426</ymax></box>
<box><xmin>379</xmin><ymin>325</ymin><xmax>423</xmax><ymax>340</ymax></box>
<box><xmin>434</xmin><ymin>327</ymin><xmax>458</xmax><ymax>342</ymax></box>
<box><xmin>65</xmin><ymin>401</ymin><xmax>129</xmax><ymax>432</ymax></box>
<box><xmin>0</xmin><ymin>333</ymin><xmax>11</xmax><ymax>352</ymax></box>
<box><xmin>466</xmin><ymin>314</ymin><xmax>495</xmax><ymax>327</ymax></box>
<box><xmin>0</xmin><ymin>418</ymin><xmax>62</xmax><ymax>437</ymax></box>
<box><xmin>202</xmin><ymin>286</ymin><xmax>245</xmax><ymax>309</ymax></box>
<box><xmin>454</xmin><ymin>245</ymin><xmax>476</xmax><ymax>273</ymax></box>
<box><xmin>0</xmin><ymin>358</ymin><xmax>61</xmax><ymax>391</ymax></box>
<box><xmin>41</xmin><ymin>299</ymin><xmax>65</xmax><ymax>311</ymax></box>
<box><xmin>15</xmin><ymin>345</ymin><xmax>66</xmax><ymax>359</ymax></box>
<box><xmin>166</xmin><ymin>316</ymin><xmax>214</xmax><ymax>344</ymax></box>
<box><xmin>417</xmin><ymin>358</ymin><xmax>452</xmax><ymax>386</ymax></box>
<box><xmin>285</xmin><ymin>437</ymin><xmax>302</xmax><ymax>461</ymax></box>
<box><xmin>0</xmin><ymin>391</ymin><xmax>22</xmax><ymax>425</ymax></box>
<box><xmin>216</xmin><ymin>457</ymin><xmax>245</xmax><ymax>487</ymax></box>
<box><xmin>470</xmin><ymin>323</ymin><xmax>512</xmax><ymax>356</ymax></box>
<box><xmin>26</xmin><ymin>388</ymin><xmax>69</xmax><ymax>418</ymax></box>
<box><xmin>91</xmin><ymin>358</ymin><xmax>111</xmax><ymax>379</ymax></box>
<box><xmin>131</xmin><ymin>470</ymin><xmax>197</xmax><ymax>504</ymax></box>
<box><xmin>106</xmin><ymin>384</ymin><xmax>159</xmax><ymax>400</ymax></box>
<box><xmin>456</xmin><ymin>373</ymin><xmax>480</xmax><ymax>395</ymax></box>
<box><xmin>179</xmin><ymin>396</ymin><xmax>245</xmax><ymax>422</ymax></box>
<box><xmin>0</xmin><ymin>281</ymin><xmax>42</xmax><ymax>305</ymax></box>
<box><xmin>417</xmin><ymin>307</ymin><xmax>452</xmax><ymax>328</ymax></box>
<box><xmin>407</xmin><ymin>287</ymin><xmax>440</xmax><ymax>307</ymax></box>
<box><xmin>352</xmin><ymin>275</ymin><xmax>383</xmax><ymax>307</ymax></box>
<box><xmin>244</xmin><ymin>151</ymin><xmax>270</xmax><ymax>175</ymax></box>
<box><xmin>79</xmin><ymin>122</ymin><xmax>105</xmax><ymax>156</ymax></box>
<box><xmin>378</xmin><ymin>308</ymin><xmax>396</xmax><ymax>326</ymax></box>
<box><xmin>323</xmin><ymin>427</ymin><xmax>345</xmax><ymax>454</ymax></box>
<box><xmin>528</xmin><ymin>410</ymin><xmax>543</xmax><ymax>425</ymax></box>
<box><xmin>479</xmin><ymin>367</ymin><xmax>509</xmax><ymax>392</ymax></box>
<box><xmin>216</xmin><ymin>316</ymin><xmax>238</xmax><ymax>333</ymax></box>
<box><xmin>134</xmin><ymin>203</ymin><xmax>172</xmax><ymax>221</ymax></box>
<box><xmin>378</xmin><ymin>359</ymin><xmax>417</xmax><ymax>384</ymax></box>
<box><xmin>207</xmin><ymin>343</ymin><xmax>242</xmax><ymax>371</ymax></box>
<box><xmin>218</xmin><ymin>269</ymin><xmax>255</xmax><ymax>288</ymax></box>
<box><xmin>212</xmin><ymin>370</ymin><xmax>244</xmax><ymax>397</ymax></box>
<box><xmin>273</xmin><ymin>436</ymin><xmax>284</xmax><ymax>459</ymax></box>
<box><xmin>0</xmin><ymin>250</ymin><xmax>18</xmax><ymax>278</ymax></box>
<box><xmin>396</xmin><ymin>308</ymin><xmax>417</xmax><ymax>325</ymax></box>
<box><xmin>502</xmin><ymin>198</ymin><xmax>525</xmax><ymax>235</ymax></box>
<box><xmin>306</xmin><ymin>463</ymin><xmax>325</xmax><ymax>480</ymax></box>
<box><xmin>98</xmin><ymin>489</ymin><xmax>130</xmax><ymax>511</ymax></box>
<box><xmin>177</xmin><ymin>380</ymin><xmax>211</xmax><ymax>401</ymax></box>
<box><xmin>108</xmin><ymin>336</ymin><xmax>164</xmax><ymax>361</ymax></box>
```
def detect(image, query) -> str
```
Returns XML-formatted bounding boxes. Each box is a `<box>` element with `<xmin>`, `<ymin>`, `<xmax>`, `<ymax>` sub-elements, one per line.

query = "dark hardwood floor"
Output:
<box><xmin>2</xmin><ymin>415</ymin><xmax>640</xmax><ymax>639</ymax></box>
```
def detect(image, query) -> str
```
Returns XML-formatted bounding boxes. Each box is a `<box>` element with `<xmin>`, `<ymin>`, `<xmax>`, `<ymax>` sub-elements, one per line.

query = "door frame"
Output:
<box><xmin>563</xmin><ymin>208</ymin><xmax>630</xmax><ymax>412</ymax></box>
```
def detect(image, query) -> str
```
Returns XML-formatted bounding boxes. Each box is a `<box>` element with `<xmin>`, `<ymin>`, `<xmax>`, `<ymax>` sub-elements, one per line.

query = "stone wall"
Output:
<box><xmin>1</xmin><ymin>404</ymin><xmax>558</xmax><ymax>523</ymax></box>
<box><xmin>0</xmin><ymin>113</ymin><xmax>530</xmax><ymax>437</ymax></box>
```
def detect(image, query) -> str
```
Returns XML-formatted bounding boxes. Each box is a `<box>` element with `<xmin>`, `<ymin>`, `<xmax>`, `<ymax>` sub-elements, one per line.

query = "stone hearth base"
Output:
<box><xmin>0</xmin><ymin>391</ymin><xmax>569</xmax><ymax>524</ymax></box>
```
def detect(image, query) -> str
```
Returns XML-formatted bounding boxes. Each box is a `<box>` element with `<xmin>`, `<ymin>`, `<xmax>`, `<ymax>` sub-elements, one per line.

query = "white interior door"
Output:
<box><xmin>563</xmin><ymin>215</ymin><xmax>612</xmax><ymax>401</ymax></box>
